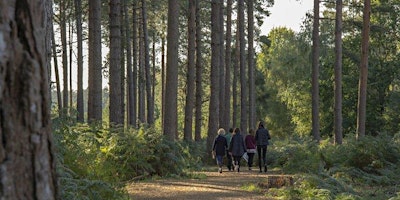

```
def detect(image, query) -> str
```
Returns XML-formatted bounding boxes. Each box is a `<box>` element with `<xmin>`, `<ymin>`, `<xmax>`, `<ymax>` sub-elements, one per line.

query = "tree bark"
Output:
<box><xmin>357</xmin><ymin>0</ymin><xmax>371</xmax><ymax>139</ymax></box>
<box><xmin>109</xmin><ymin>0</ymin><xmax>123</xmax><ymax>125</ymax></box>
<box><xmin>334</xmin><ymin>0</ymin><xmax>343</xmax><ymax>144</ymax></box>
<box><xmin>88</xmin><ymin>0</ymin><xmax>103</xmax><ymax>122</ymax></box>
<box><xmin>141</xmin><ymin>0</ymin><xmax>154</xmax><ymax>125</ymax></box>
<box><xmin>138</xmin><ymin>19</ymin><xmax>146</xmax><ymax>124</ymax></box>
<box><xmin>238</xmin><ymin>0</ymin><xmax>248</xmax><ymax>132</ymax></box>
<box><xmin>232</xmin><ymin>19</ymin><xmax>240</xmax><ymax>129</ymax></box>
<box><xmin>75</xmin><ymin>0</ymin><xmax>84</xmax><ymax>122</ymax></box>
<box><xmin>312</xmin><ymin>0</ymin><xmax>320</xmax><ymax>142</ymax></box>
<box><xmin>207</xmin><ymin>0</ymin><xmax>221</xmax><ymax>154</ymax></box>
<box><xmin>184</xmin><ymin>0</ymin><xmax>196</xmax><ymax>141</ymax></box>
<box><xmin>131</xmin><ymin>1</ymin><xmax>138</xmax><ymax>127</ymax></box>
<box><xmin>61</xmin><ymin>0</ymin><xmax>69</xmax><ymax>115</ymax></box>
<box><xmin>248</xmin><ymin>0</ymin><xmax>256</xmax><ymax>130</ymax></box>
<box><xmin>218</xmin><ymin>1</ymin><xmax>225</xmax><ymax>129</ymax></box>
<box><xmin>0</xmin><ymin>0</ymin><xmax>58</xmax><ymax>198</ymax></box>
<box><xmin>163</xmin><ymin>0</ymin><xmax>180</xmax><ymax>140</ymax></box>
<box><xmin>52</xmin><ymin>25</ymin><xmax>62</xmax><ymax>115</ymax></box>
<box><xmin>194</xmin><ymin>0</ymin><xmax>203</xmax><ymax>142</ymax></box>
<box><xmin>126</xmin><ymin>0</ymin><xmax>135</xmax><ymax>127</ymax></box>
<box><xmin>224</xmin><ymin>0</ymin><xmax>232</xmax><ymax>131</ymax></box>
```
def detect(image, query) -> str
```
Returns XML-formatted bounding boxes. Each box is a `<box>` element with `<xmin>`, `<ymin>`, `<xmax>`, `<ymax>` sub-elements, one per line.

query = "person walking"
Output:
<box><xmin>245</xmin><ymin>129</ymin><xmax>257</xmax><ymax>170</ymax></box>
<box><xmin>224</xmin><ymin>128</ymin><xmax>233</xmax><ymax>171</ymax></box>
<box><xmin>212</xmin><ymin>128</ymin><xmax>228</xmax><ymax>173</ymax></box>
<box><xmin>255</xmin><ymin>121</ymin><xmax>271</xmax><ymax>173</ymax></box>
<box><xmin>229</xmin><ymin>128</ymin><xmax>246</xmax><ymax>172</ymax></box>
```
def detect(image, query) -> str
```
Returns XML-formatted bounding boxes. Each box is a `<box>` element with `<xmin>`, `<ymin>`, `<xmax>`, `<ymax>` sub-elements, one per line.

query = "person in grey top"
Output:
<box><xmin>255</xmin><ymin>121</ymin><xmax>271</xmax><ymax>173</ymax></box>
<box><xmin>229</xmin><ymin>128</ymin><xmax>246</xmax><ymax>172</ymax></box>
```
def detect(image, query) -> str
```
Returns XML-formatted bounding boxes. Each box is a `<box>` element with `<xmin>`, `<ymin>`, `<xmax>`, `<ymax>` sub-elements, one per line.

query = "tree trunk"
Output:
<box><xmin>161</xmin><ymin>28</ymin><xmax>166</xmax><ymax>130</ymax></box>
<box><xmin>138</xmin><ymin>20</ymin><xmax>146</xmax><ymax>124</ymax></box>
<box><xmin>208</xmin><ymin>0</ymin><xmax>221</xmax><ymax>154</ymax></box>
<box><xmin>232</xmin><ymin>20</ymin><xmax>240</xmax><ymax>128</ymax></box>
<box><xmin>141</xmin><ymin>0</ymin><xmax>154</xmax><ymax>125</ymax></box>
<box><xmin>126</xmin><ymin>0</ymin><xmax>134</xmax><ymax>127</ymax></box>
<box><xmin>131</xmin><ymin>1</ymin><xmax>138</xmax><ymax>128</ymax></box>
<box><xmin>109</xmin><ymin>0</ymin><xmax>123</xmax><ymax>125</ymax></box>
<box><xmin>88</xmin><ymin>0</ymin><xmax>103</xmax><ymax>122</ymax></box>
<box><xmin>218</xmin><ymin>1</ymin><xmax>225</xmax><ymax>129</ymax></box>
<box><xmin>334</xmin><ymin>0</ymin><xmax>343</xmax><ymax>144</ymax></box>
<box><xmin>61</xmin><ymin>0</ymin><xmax>69</xmax><ymax>115</ymax></box>
<box><xmin>52</xmin><ymin>24</ymin><xmax>63</xmax><ymax>115</ymax></box>
<box><xmin>312</xmin><ymin>0</ymin><xmax>320</xmax><ymax>142</ymax></box>
<box><xmin>69</xmin><ymin>19</ymin><xmax>73</xmax><ymax>110</ymax></box>
<box><xmin>224</xmin><ymin>0</ymin><xmax>232</xmax><ymax>131</ymax></box>
<box><xmin>194</xmin><ymin>0</ymin><xmax>203</xmax><ymax>142</ymax></box>
<box><xmin>45</xmin><ymin>0</ymin><xmax>53</xmax><ymax>103</ymax></box>
<box><xmin>357</xmin><ymin>0</ymin><xmax>371</xmax><ymax>139</ymax></box>
<box><xmin>0</xmin><ymin>0</ymin><xmax>58</xmax><ymax>198</ymax></box>
<box><xmin>120</xmin><ymin>3</ymin><xmax>126</xmax><ymax>126</ymax></box>
<box><xmin>184</xmin><ymin>0</ymin><xmax>196</xmax><ymax>141</ymax></box>
<box><xmin>248</xmin><ymin>0</ymin><xmax>256</xmax><ymax>131</ymax></box>
<box><xmin>238</xmin><ymin>0</ymin><xmax>248</xmax><ymax>132</ymax></box>
<box><xmin>75</xmin><ymin>0</ymin><xmax>84</xmax><ymax>122</ymax></box>
<box><xmin>163</xmin><ymin>0</ymin><xmax>180</xmax><ymax>140</ymax></box>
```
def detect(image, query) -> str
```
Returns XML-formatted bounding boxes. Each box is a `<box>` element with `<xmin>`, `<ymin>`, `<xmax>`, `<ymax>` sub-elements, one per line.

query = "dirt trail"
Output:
<box><xmin>126</xmin><ymin>168</ymin><xmax>277</xmax><ymax>200</ymax></box>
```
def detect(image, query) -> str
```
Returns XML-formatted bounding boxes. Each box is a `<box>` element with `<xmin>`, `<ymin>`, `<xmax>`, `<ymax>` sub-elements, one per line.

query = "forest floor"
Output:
<box><xmin>126</xmin><ymin>167</ymin><xmax>284</xmax><ymax>200</ymax></box>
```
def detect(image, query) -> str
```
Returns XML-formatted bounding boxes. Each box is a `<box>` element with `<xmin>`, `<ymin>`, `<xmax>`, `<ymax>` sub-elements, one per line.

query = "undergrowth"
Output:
<box><xmin>265</xmin><ymin>133</ymin><xmax>400</xmax><ymax>199</ymax></box>
<box><xmin>53</xmin><ymin>117</ymin><xmax>205</xmax><ymax>200</ymax></box>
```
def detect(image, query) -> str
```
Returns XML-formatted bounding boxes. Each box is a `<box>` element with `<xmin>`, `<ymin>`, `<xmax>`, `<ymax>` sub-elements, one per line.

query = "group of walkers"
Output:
<box><xmin>212</xmin><ymin>121</ymin><xmax>271</xmax><ymax>173</ymax></box>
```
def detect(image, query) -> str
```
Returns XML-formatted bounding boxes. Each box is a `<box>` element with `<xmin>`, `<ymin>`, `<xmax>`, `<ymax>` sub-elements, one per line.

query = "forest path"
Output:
<box><xmin>126</xmin><ymin>167</ymin><xmax>280</xmax><ymax>200</ymax></box>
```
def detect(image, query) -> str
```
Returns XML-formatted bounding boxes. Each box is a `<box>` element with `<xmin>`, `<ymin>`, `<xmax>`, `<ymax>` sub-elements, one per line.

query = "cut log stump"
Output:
<box><xmin>257</xmin><ymin>175</ymin><xmax>294</xmax><ymax>189</ymax></box>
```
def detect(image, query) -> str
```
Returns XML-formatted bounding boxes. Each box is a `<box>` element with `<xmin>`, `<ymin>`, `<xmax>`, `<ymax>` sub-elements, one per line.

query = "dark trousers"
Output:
<box><xmin>233</xmin><ymin>156</ymin><xmax>241</xmax><ymax>168</ymax></box>
<box><xmin>247</xmin><ymin>153</ymin><xmax>255</xmax><ymax>168</ymax></box>
<box><xmin>257</xmin><ymin>145</ymin><xmax>267</xmax><ymax>170</ymax></box>
<box><xmin>226</xmin><ymin>150</ymin><xmax>233</xmax><ymax>170</ymax></box>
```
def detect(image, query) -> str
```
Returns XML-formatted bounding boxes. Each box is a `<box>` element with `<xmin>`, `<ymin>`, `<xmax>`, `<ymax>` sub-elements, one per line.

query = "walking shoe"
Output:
<box><xmin>218</xmin><ymin>167</ymin><xmax>222</xmax><ymax>173</ymax></box>
<box><xmin>264</xmin><ymin>165</ymin><xmax>268</xmax><ymax>172</ymax></box>
<box><xmin>249</xmin><ymin>167</ymin><xmax>252</xmax><ymax>171</ymax></box>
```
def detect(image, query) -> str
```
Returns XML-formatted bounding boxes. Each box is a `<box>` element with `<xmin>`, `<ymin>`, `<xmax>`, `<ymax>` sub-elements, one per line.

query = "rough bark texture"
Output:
<box><xmin>357</xmin><ymin>0</ymin><xmax>371</xmax><ymax>139</ymax></box>
<box><xmin>184</xmin><ymin>0</ymin><xmax>196</xmax><ymax>141</ymax></box>
<box><xmin>311</xmin><ymin>0</ymin><xmax>320</xmax><ymax>142</ymax></box>
<box><xmin>138</xmin><ymin>21</ymin><xmax>145</xmax><ymax>124</ymax></box>
<box><xmin>218</xmin><ymin>1</ymin><xmax>225</xmax><ymax>129</ymax></box>
<box><xmin>109</xmin><ymin>0</ymin><xmax>123</xmax><ymax>125</ymax></box>
<box><xmin>0</xmin><ymin>0</ymin><xmax>57</xmax><ymax>199</ymax></box>
<box><xmin>224</xmin><ymin>0</ymin><xmax>232</xmax><ymax>131</ymax></box>
<box><xmin>126</xmin><ymin>0</ymin><xmax>134</xmax><ymax>127</ymax></box>
<box><xmin>75</xmin><ymin>0</ymin><xmax>84</xmax><ymax>122</ymax></box>
<box><xmin>248</xmin><ymin>0</ymin><xmax>256</xmax><ymax>131</ymax></box>
<box><xmin>61</xmin><ymin>0</ymin><xmax>69</xmax><ymax>114</ymax></box>
<box><xmin>238</xmin><ymin>0</ymin><xmax>248</xmax><ymax>132</ymax></box>
<box><xmin>334</xmin><ymin>0</ymin><xmax>343</xmax><ymax>144</ymax></box>
<box><xmin>232</xmin><ymin>20</ymin><xmax>239</xmax><ymax>128</ymax></box>
<box><xmin>194</xmin><ymin>0</ymin><xmax>203</xmax><ymax>142</ymax></box>
<box><xmin>163</xmin><ymin>0</ymin><xmax>180</xmax><ymax>140</ymax></box>
<box><xmin>207</xmin><ymin>0</ymin><xmax>221</xmax><ymax>154</ymax></box>
<box><xmin>132</xmin><ymin>1</ymin><xmax>138</xmax><ymax>128</ymax></box>
<box><xmin>88</xmin><ymin>0</ymin><xmax>103</xmax><ymax>122</ymax></box>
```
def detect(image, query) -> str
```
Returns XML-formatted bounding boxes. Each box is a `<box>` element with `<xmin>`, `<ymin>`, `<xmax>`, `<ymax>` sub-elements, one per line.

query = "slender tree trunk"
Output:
<box><xmin>312</xmin><ymin>0</ymin><xmax>320</xmax><ymax>142</ymax></box>
<box><xmin>141</xmin><ymin>0</ymin><xmax>154</xmax><ymax>125</ymax></box>
<box><xmin>161</xmin><ymin>30</ymin><xmax>166</xmax><ymax>130</ymax></box>
<box><xmin>126</xmin><ymin>0</ymin><xmax>134</xmax><ymax>127</ymax></box>
<box><xmin>75</xmin><ymin>0</ymin><xmax>84</xmax><ymax>122</ymax></box>
<box><xmin>69</xmin><ymin>20</ymin><xmax>73</xmax><ymax>110</ymax></box>
<box><xmin>109</xmin><ymin>0</ymin><xmax>123</xmax><ymax>125</ymax></box>
<box><xmin>218</xmin><ymin>1</ymin><xmax>225</xmax><ymax>129</ymax></box>
<box><xmin>152</xmin><ymin>32</ymin><xmax>156</xmax><ymax>119</ymax></box>
<box><xmin>194</xmin><ymin>0</ymin><xmax>203</xmax><ymax>142</ymax></box>
<box><xmin>163</xmin><ymin>0</ymin><xmax>180</xmax><ymax>140</ymax></box>
<box><xmin>88</xmin><ymin>0</ymin><xmax>103</xmax><ymax>122</ymax></box>
<box><xmin>61</xmin><ymin>0</ymin><xmax>69</xmax><ymax>115</ymax></box>
<box><xmin>184</xmin><ymin>0</ymin><xmax>196</xmax><ymax>141</ymax></box>
<box><xmin>232</xmin><ymin>23</ymin><xmax>239</xmax><ymax>128</ymax></box>
<box><xmin>334</xmin><ymin>0</ymin><xmax>343</xmax><ymax>144</ymax></box>
<box><xmin>0</xmin><ymin>0</ymin><xmax>57</xmax><ymax>198</ymax></box>
<box><xmin>131</xmin><ymin>1</ymin><xmax>138</xmax><ymax>127</ymax></box>
<box><xmin>224</xmin><ymin>0</ymin><xmax>232</xmax><ymax>131</ymax></box>
<box><xmin>138</xmin><ymin>20</ymin><xmax>146</xmax><ymax>124</ymax></box>
<box><xmin>52</xmin><ymin>25</ymin><xmax>63</xmax><ymax>114</ymax></box>
<box><xmin>248</xmin><ymin>0</ymin><xmax>256</xmax><ymax>131</ymax></box>
<box><xmin>357</xmin><ymin>0</ymin><xmax>371</xmax><ymax>139</ymax></box>
<box><xmin>120</xmin><ymin>3</ymin><xmax>126</xmax><ymax>125</ymax></box>
<box><xmin>238</xmin><ymin>0</ymin><xmax>247</xmax><ymax>132</ymax></box>
<box><xmin>45</xmin><ymin>0</ymin><xmax>53</xmax><ymax>102</ymax></box>
<box><xmin>208</xmin><ymin>0</ymin><xmax>221</xmax><ymax>154</ymax></box>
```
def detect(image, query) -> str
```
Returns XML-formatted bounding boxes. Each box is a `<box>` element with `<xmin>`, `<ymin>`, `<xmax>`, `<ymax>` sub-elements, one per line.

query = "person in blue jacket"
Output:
<box><xmin>255</xmin><ymin>121</ymin><xmax>271</xmax><ymax>173</ymax></box>
<box><xmin>212</xmin><ymin>128</ymin><xmax>228</xmax><ymax>173</ymax></box>
<box><xmin>229</xmin><ymin>128</ymin><xmax>246</xmax><ymax>172</ymax></box>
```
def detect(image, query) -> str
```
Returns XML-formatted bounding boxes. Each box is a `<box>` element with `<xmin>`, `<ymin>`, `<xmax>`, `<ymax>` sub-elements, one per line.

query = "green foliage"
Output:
<box><xmin>266</xmin><ymin>134</ymin><xmax>400</xmax><ymax>199</ymax></box>
<box><xmin>53</xmin><ymin>117</ymin><xmax>206</xmax><ymax>199</ymax></box>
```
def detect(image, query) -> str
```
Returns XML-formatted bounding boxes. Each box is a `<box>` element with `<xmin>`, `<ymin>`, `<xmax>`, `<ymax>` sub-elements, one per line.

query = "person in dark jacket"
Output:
<box><xmin>245</xmin><ymin>129</ymin><xmax>257</xmax><ymax>170</ymax></box>
<box><xmin>224</xmin><ymin>128</ymin><xmax>233</xmax><ymax>171</ymax></box>
<box><xmin>255</xmin><ymin>121</ymin><xmax>271</xmax><ymax>173</ymax></box>
<box><xmin>229</xmin><ymin>128</ymin><xmax>246</xmax><ymax>172</ymax></box>
<box><xmin>212</xmin><ymin>128</ymin><xmax>228</xmax><ymax>173</ymax></box>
